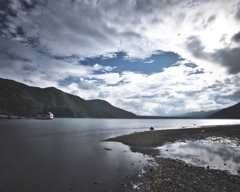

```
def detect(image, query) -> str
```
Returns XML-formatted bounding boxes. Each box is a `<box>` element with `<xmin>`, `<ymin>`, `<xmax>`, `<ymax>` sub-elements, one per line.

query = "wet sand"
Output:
<box><xmin>105</xmin><ymin>125</ymin><xmax>240</xmax><ymax>191</ymax></box>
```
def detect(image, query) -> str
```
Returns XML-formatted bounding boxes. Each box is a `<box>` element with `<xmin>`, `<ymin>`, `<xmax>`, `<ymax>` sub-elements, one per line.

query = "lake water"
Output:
<box><xmin>0</xmin><ymin>118</ymin><xmax>240</xmax><ymax>192</ymax></box>
<box><xmin>158</xmin><ymin>137</ymin><xmax>240</xmax><ymax>175</ymax></box>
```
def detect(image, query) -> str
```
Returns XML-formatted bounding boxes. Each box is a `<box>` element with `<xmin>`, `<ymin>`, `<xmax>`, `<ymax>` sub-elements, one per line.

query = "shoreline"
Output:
<box><xmin>105</xmin><ymin>125</ymin><xmax>240</xmax><ymax>191</ymax></box>
<box><xmin>0</xmin><ymin>114</ymin><xmax>29</xmax><ymax>119</ymax></box>
<box><xmin>105</xmin><ymin>124</ymin><xmax>240</xmax><ymax>148</ymax></box>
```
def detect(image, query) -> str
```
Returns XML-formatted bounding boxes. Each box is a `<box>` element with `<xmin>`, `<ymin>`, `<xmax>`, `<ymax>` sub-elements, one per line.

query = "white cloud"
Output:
<box><xmin>1</xmin><ymin>0</ymin><xmax>240</xmax><ymax>115</ymax></box>
<box><xmin>90</xmin><ymin>72</ymin><xmax>122</xmax><ymax>85</ymax></box>
<box><xmin>67</xmin><ymin>60</ymin><xmax>238</xmax><ymax>115</ymax></box>
<box><xmin>93</xmin><ymin>64</ymin><xmax>116</xmax><ymax>72</ymax></box>
<box><xmin>2</xmin><ymin>0</ymin><xmax>240</xmax><ymax>64</ymax></box>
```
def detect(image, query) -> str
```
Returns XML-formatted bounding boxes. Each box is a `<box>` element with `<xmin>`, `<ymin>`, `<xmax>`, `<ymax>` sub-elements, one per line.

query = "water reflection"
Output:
<box><xmin>1</xmin><ymin>119</ymin><xmax>240</xmax><ymax>191</ymax></box>
<box><xmin>158</xmin><ymin>137</ymin><xmax>240</xmax><ymax>175</ymax></box>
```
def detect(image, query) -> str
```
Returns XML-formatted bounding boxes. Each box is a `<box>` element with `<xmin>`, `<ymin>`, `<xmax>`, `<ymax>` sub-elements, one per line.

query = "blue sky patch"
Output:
<box><xmin>81</xmin><ymin>51</ymin><xmax>183</xmax><ymax>74</ymax></box>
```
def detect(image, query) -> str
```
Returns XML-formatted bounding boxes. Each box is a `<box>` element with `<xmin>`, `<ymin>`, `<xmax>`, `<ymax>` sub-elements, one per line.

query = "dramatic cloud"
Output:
<box><xmin>186</xmin><ymin>35</ymin><xmax>240</xmax><ymax>74</ymax></box>
<box><xmin>1</xmin><ymin>0</ymin><xmax>240</xmax><ymax>115</ymax></box>
<box><xmin>186</xmin><ymin>36</ymin><xmax>207</xmax><ymax>59</ymax></box>
<box><xmin>232</xmin><ymin>31</ymin><xmax>240</xmax><ymax>43</ymax></box>
<box><xmin>213</xmin><ymin>47</ymin><xmax>240</xmax><ymax>74</ymax></box>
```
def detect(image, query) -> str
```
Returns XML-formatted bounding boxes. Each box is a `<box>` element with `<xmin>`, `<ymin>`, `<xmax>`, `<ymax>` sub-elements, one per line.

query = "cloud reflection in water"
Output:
<box><xmin>158</xmin><ymin>137</ymin><xmax>240</xmax><ymax>175</ymax></box>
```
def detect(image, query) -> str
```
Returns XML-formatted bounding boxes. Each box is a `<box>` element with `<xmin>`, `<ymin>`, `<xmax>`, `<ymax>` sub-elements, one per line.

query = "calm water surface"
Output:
<box><xmin>158</xmin><ymin>137</ymin><xmax>240</xmax><ymax>175</ymax></box>
<box><xmin>0</xmin><ymin>118</ymin><xmax>240</xmax><ymax>191</ymax></box>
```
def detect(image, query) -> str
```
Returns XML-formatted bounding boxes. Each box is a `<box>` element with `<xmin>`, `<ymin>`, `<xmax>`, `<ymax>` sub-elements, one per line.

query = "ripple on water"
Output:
<box><xmin>157</xmin><ymin>137</ymin><xmax>240</xmax><ymax>175</ymax></box>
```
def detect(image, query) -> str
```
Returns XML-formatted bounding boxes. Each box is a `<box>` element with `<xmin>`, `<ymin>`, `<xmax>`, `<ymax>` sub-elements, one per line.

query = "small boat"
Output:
<box><xmin>36</xmin><ymin>112</ymin><xmax>54</xmax><ymax>119</ymax></box>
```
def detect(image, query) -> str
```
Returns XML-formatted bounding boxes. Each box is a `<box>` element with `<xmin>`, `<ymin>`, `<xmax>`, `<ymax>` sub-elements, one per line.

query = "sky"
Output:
<box><xmin>1</xmin><ymin>0</ymin><xmax>240</xmax><ymax>116</ymax></box>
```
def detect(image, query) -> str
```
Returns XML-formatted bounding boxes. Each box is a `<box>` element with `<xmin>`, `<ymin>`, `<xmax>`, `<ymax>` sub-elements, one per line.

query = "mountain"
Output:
<box><xmin>0</xmin><ymin>77</ymin><xmax>137</xmax><ymax>118</ymax></box>
<box><xmin>208</xmin><ymin>102</ymin><xmax>240</xmax><ymax>119</ymax></box>
<box><xmin>87</xmin><ymin>99</ymin><xmax>136</xmax><ymax>118</ymax></box>
<box><xmin>181</xmin><ymin>110</ymin><xmax>219</xmax><ymax>118</ymax></box>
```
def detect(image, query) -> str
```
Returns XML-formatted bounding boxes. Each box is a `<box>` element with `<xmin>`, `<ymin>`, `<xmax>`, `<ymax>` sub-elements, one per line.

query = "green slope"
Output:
<box><xmin>87</xmin><ymin>99</ymin><xmax>137</xmax><ymax>118</ymax></box>
<box><xmin>0</xmin><ymin>78</ymin><xmax>136</xmax><ymax>118</ymax></box>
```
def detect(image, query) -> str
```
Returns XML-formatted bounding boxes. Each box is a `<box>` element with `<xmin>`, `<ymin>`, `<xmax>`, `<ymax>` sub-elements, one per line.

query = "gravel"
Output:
<box><xmin>105</xmin><ymin>125</ymin><xmax>240</xmax><ymax>192</ymax></box>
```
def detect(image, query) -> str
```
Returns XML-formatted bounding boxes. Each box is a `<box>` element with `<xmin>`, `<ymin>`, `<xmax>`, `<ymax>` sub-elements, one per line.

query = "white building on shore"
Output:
<box><xmin>36</xmin><ymin>112</ymin><xmax>54</xmax><ymax>119</ymax></box>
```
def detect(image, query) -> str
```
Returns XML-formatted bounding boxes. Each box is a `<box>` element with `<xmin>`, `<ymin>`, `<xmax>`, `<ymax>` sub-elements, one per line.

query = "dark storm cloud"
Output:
<box><xmin>186</xmin><ymin>36</ymin><xmax>240</xmax><ymax>74</ymax></box>
<box><xmin>186</xmin><ymin>36</ymin><xmax>207</xmax><ymax>58</ymax></box>
<box><xmin>0</xmin><ymin>0</ymin><xmax>117</xmax><ymax>56</ymax></box>
<box><xmin>0</xmin><ymin>0</ymin><xmax>42</xmax><ymax>38</ymax></box>
<box><xmin>232</xmin><ymin>31</ymin><xmax>240</xmax><ymax>43</ymax></box>
<box><xmin>0</xmin><ymin>0</ymin><xmax>189</xmax><ymax>58</ymax></box>
<box><xmin>213</xmin><ymin>47</ymin><xmax>240</xmax><ymax>74</ymax></box>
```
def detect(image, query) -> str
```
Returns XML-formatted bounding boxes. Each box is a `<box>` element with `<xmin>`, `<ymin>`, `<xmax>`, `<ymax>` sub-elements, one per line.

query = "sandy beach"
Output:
<box><xmin>105</xmin><ymin>125</ymin><xmax>240</xmax><ymax>191</ymax></box>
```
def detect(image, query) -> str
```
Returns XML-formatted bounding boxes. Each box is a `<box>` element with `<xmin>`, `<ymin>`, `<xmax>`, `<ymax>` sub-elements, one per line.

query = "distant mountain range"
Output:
<box><xmin>182</xmin><ymin>105</ymin><xmax>240</xmax><ymax>119</ymax></box>
<box><xmin>181</xmin><ymin>110</ymin><xmax>219</xmax><ymax>118</ymax></box>
<box><xmin>0</xmin><ymin>77</ymin><xmax>240</xmax><ymax>119</ymax></box>
<box><xmin>0</xmin><ymin>78</ymin><xmax>136</xmax><ymax>118</ymax></box>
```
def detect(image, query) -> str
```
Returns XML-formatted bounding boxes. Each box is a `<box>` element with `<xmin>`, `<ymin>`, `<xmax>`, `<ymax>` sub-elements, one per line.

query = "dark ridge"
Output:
<box><xmin>0</xmin><ymin>77</ymin><xmax>136</xmax><ymax>118</ymax></box>
<box><xmin>208</xmin><ymin>102</ymin><xmax>240</xmax><ymax>119</ymax></box>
